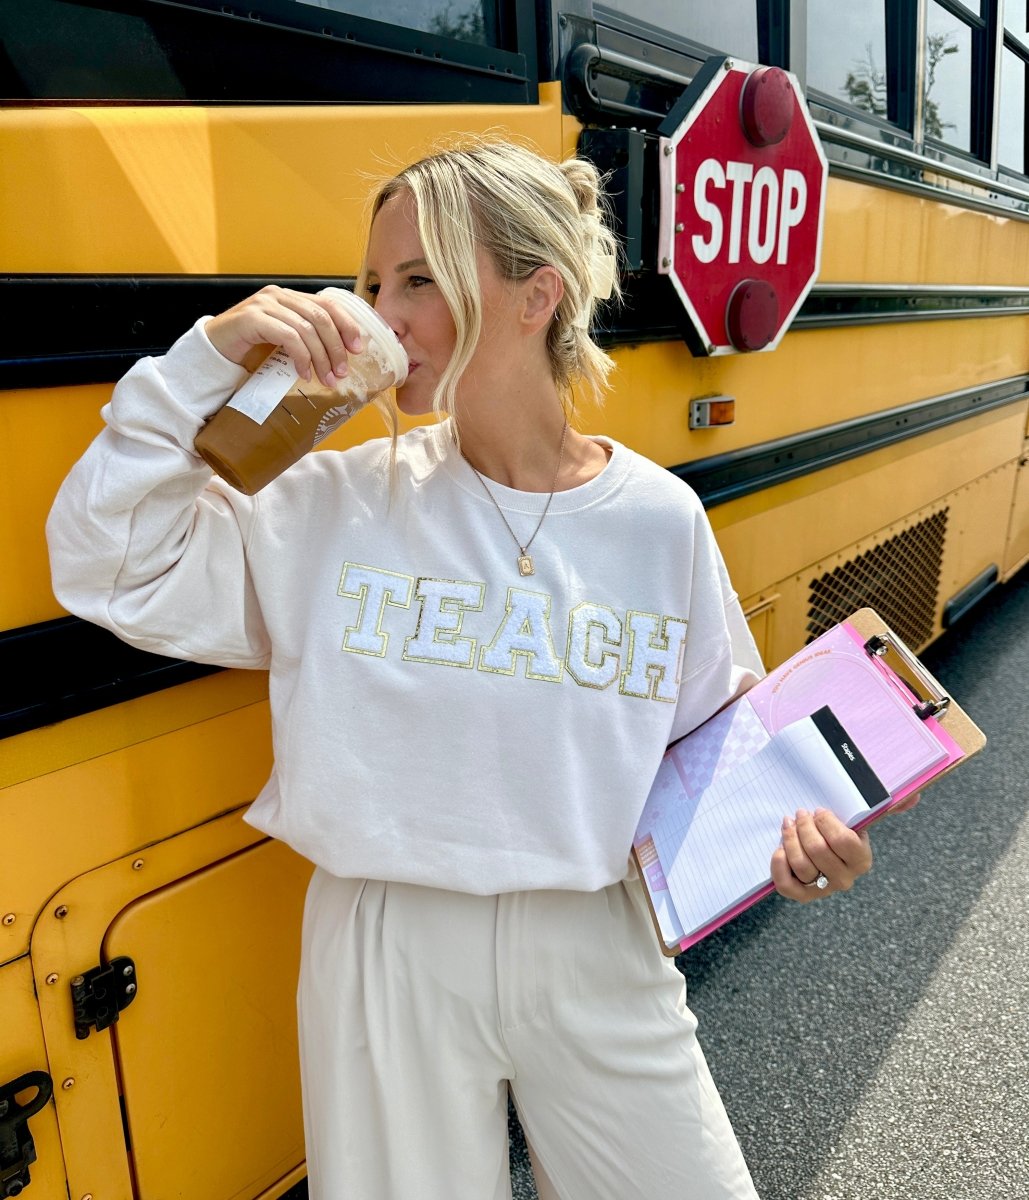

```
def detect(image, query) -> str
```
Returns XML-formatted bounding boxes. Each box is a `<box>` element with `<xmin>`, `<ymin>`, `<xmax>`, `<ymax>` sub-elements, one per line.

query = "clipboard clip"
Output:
<box><xmin>864</xmin><ymin>633</ymin><xmax>951</xmax><ymax>720</ymax></box>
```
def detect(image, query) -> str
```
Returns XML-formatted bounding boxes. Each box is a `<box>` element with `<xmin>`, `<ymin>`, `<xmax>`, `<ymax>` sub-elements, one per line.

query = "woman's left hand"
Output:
<box><xmin>771</xmin><ymin>808</ymin><xmax>873</xmax><ymax>902</ymax></box>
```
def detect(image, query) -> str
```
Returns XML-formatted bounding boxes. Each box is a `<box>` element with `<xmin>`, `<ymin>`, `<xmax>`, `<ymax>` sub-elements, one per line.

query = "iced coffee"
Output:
<box><xmin>195</xmin><ymin>287</ymin><xmax>408</xmax><ymax>494</ymax></box>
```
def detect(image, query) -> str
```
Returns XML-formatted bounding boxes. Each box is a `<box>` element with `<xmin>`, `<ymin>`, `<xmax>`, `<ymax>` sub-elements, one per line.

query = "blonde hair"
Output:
<box><xmin>358</xmin><ymin>138</ymin><xmax>621</xmax><ymax>435</ymax></box>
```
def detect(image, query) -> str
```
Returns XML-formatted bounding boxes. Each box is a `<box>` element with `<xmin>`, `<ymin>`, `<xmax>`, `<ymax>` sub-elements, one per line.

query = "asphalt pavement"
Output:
<box><xmin>510</xmin><ymin>564</ymin><xmax>1029</xmax><ymax>1199</ymax></box>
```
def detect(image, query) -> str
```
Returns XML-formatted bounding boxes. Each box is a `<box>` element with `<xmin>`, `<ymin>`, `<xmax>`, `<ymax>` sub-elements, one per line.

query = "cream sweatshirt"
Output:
<box><xmin>47</xmin><ymin>320</ymin><xmax>764</xmax><ymax>894</ymax></box>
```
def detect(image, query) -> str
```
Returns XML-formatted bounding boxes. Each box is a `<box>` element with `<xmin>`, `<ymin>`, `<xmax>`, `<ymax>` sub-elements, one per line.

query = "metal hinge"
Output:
<box><xmin>0</xmin><ymin>1071</ymin><xmax>53</xmax><ymax>1197</ymax></box>
<box><xmin>71</xmin><ymin>956</ymin><xmax>138</xmax><ymax>1039</ymax></box>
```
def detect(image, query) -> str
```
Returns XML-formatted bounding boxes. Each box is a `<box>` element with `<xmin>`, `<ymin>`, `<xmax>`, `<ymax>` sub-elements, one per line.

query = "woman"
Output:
<box><xmin>48</xmin><ymin>140</ymin><xmax>876</xmax><ymax>1199</ymax></box>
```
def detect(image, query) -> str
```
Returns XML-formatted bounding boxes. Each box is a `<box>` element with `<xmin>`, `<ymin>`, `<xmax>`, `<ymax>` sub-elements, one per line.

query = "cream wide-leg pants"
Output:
<box><xmin>297</xmin><ymin>868</ymin><xmax>759</xmax><ymax>1200</ymax></box>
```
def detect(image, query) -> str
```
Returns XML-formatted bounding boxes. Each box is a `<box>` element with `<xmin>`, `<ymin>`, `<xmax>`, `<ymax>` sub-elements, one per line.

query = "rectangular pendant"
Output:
<box><xmin>517</xmin><ymin>554</ymin><xmax>535</xmax><ymax>576</ymax></box>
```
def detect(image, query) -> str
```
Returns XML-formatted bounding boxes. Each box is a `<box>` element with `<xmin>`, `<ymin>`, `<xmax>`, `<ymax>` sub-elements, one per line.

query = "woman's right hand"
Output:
<box><xmin>205</xmin><ymin>285</ymin><xmax>365</xmax><ymax>388</ymax></box>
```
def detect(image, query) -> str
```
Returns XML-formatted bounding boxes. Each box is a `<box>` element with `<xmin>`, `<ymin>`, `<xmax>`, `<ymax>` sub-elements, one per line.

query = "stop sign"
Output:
<box><xmin>657</xmin><ymin>55</ymin><xmax>827</xmax><ymax>355</ymax></box>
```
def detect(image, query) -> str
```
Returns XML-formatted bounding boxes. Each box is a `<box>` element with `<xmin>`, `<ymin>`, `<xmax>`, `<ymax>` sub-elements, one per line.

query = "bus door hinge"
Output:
<box><xmin>71</xmin><ymin>956</ymin><xmax>138</xmax><ymax>1039</ymax></box>
<box><xmin>0</xmin><ymin>1071</ymin><xmax>53</xmax><ymax>1197</ymax></box>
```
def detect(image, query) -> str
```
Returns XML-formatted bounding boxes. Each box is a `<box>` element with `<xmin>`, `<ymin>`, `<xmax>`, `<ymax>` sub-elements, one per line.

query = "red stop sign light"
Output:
<box><xmin>657</xmin><ymin>56</ymin><xmax>828</xmax><ymax>356</ymax></box>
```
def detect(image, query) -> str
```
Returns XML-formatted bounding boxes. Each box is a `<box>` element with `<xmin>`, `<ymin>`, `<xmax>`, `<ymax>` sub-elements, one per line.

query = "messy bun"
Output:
<box><xmin>551</xmin><ymin>154</ymin><xmax>621</xmax><ymax>395</ymax></box>
<box><xmin>361</xmin><ymin>138</ymin><xmax>621</xmax><ymax>431</ymax></box>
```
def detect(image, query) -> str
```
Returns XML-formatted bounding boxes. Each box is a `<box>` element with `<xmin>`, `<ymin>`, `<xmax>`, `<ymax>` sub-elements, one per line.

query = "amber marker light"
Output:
<box><xmin>689</xmin><ymin>396</ymin><xmax>737</xmax><ymax>429</ymax></box>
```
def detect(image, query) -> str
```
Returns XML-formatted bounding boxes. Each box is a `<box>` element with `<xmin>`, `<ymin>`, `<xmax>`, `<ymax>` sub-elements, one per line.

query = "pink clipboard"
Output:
<box><xmin>633</xmin><ymin>608</ymin><xmax>986</xmax><ymax>955</ymax></box>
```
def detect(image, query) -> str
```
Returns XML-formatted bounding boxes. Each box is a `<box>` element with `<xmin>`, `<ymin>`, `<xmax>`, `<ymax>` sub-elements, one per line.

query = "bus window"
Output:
<box><xmin>594</xmin><ymin>0</ymin><xmax>760</xmax><ymax>61</ymax></box>
<box><xmin>1004</xmin><ymin>0</ymin><xmax>1029</xmax><ymax>41</ymax></box>
<box><xmin>807</xmin><ymin>0</ymin><xmax>892</xmax><ymax>124</ymax></box>
<box><xmin>998</xmin><ymin>0</ymin><xmax>1028</xmax><ymax>175</ymax></box>
<box><xmin>0</xmin><ymin>0</ymin><xmax>531</xmax><ymax>104</ymax></box>
<box><xmin>1005</xmin><ymin>0</ymin><xmax>1029</xmax><ymax>41</ymax></box>
<box><xmin>999</xmin><ymin>47</ymin><xmax>1027</xmax><ymax>173</ymax></box>
<box><xmin>0</xmin><ymin>0</ymin><xmax>188</xmax><ymax>100</ymax></box>
<box><xmin>923</xmin><ymin>0</ymin><xmax>975</xmax><ymax>154</ymax></box>
<box><xmin>294</xmin><ymin>0</ymin><xmax>497</xmax><ymax>46</ymax></box>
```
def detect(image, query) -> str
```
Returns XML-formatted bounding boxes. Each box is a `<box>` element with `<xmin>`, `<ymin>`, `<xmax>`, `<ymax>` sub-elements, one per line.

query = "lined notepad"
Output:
<box><xmin>633</xmin><ymin>617</ymin><xmax>963</xmax><ymax>952</ymax></box>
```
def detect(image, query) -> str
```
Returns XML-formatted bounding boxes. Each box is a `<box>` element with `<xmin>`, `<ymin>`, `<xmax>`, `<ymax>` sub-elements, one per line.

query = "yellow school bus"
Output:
<box><xmin>1</xmin><ymin>2</ymin><xmax>1027</xmax><ymax>1196</ymax></box>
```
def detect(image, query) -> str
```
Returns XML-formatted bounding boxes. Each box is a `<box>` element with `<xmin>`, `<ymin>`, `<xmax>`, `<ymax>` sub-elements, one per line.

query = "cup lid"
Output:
<box><xmin>318</xmin><ymin>286</ymin><xmax>409</xmax><ymax>384</ymax></box>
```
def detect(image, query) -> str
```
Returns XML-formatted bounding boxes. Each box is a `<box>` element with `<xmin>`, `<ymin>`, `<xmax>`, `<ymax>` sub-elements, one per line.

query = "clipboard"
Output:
<box><xmin>632</xmin><ymin>608</ymin><xmax>986</xmax><ymax>956</ymax></box>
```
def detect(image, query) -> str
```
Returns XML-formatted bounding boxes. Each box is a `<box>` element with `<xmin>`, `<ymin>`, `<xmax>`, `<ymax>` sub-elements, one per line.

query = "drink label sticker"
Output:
<box><xmin>226</xmin><ymin>348</ymin><xmax>298</xmax><ymax>424</ymax></box>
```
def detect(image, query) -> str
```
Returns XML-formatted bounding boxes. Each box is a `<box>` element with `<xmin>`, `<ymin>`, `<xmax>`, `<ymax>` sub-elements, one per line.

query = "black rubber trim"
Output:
<box><xmin>794</xmin><ymin>287</ymin><xmax>1029</xmax><ymax>327</ymax></box>
<box><xmin>575</xmin><ymin>122</ymin><xmax>1028</xmax><ymax>347</ymax></box>
<box><xmin>673</xmin><ymin>377</ymin><xmax>1029</xmax><ymax>508</ymax></box>
<box><xmin>0</xmin><ymin>617</ymin><xmax>220</xmax><ymax>740</ymax></box>
<box><xmin>1</xmin><ymin>275</ymin><xmax>355</xmax><ymax>390</ymax></box>
<box><xmin>592</xmin><ymin>278</ymin><xmax>1029</xmax><ymax>350</ymax></box>
<box><xmin>5</xmin><ymin>274</ymin><xmax>1029</xmax><ymax>389</ymax></box>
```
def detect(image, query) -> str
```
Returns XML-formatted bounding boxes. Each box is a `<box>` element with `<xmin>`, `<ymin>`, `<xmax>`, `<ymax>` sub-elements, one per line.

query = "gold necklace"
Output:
<box><xmin>462</xmin><ymin>419</ymin><xmax>569</xmax><ymax>577</ymax></box>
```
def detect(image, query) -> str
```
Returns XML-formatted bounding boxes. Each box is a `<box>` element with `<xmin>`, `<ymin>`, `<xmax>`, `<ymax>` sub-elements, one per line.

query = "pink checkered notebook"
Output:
<box><xmin>632</xmin><ymin>609</ymin><xmax>985</xmax><ymax>955</ymax></box>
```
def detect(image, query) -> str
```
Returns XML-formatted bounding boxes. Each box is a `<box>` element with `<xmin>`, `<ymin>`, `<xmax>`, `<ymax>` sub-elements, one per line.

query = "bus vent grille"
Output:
<box><xmin>806</xmin><ymin>510</ymin><xmax>948</xmax><ymax>648</ymax></box>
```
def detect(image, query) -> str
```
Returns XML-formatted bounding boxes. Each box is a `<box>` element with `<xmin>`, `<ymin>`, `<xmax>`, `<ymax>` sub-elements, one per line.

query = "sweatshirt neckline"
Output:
<box><xmin>436</xmin><ymin>429</ymin><xmax>631</xmax><ymax>516</ymax></box>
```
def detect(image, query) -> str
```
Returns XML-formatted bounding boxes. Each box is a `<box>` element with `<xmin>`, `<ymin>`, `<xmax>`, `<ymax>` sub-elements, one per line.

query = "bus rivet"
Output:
<box><xmin>2</xmin><ymin>913</ymin><xmax>15</xmax><ymax>927</ymax></box>
<box><xmin>46</xmin><ymin>973</ymin><xmax>59</xmax><ymax>985</ymax></box>
<box><xmin>132</xmin><ymin>859</ymin><xmax>145</xmax><ymax>870</ymax></box>
<box><xmin>661</xmin><ymin>257</ymin><xmax>671</xmax><ymax>268</ymax></box>
<box><xmin>62</xmin><ymin>1078</ymin><xmax>75</xmax><ymax>1090</ymax></box>
<box><xmin>663</xmin><ymin>144</ymin><xmax>672</xmax><ymax>156</ymax></box>
<box><xmin>54</xmin><ymin>905</ymin><xmax>69</xmax><ymax>919</ymax></box>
